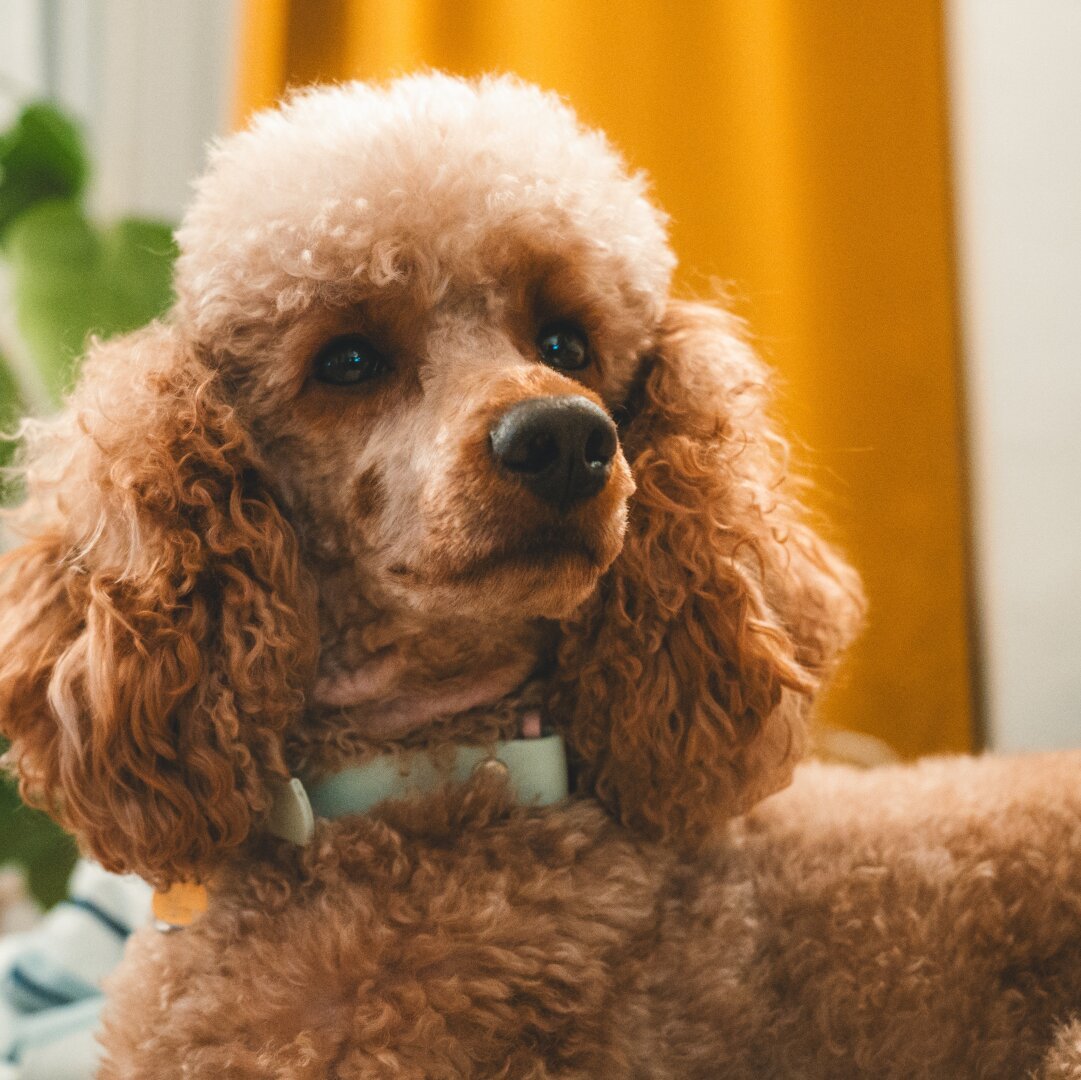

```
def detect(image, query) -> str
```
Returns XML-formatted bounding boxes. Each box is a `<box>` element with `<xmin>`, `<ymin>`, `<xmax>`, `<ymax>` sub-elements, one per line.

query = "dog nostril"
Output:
<box><xmin>502</xmin><ymin>431</ymin><xmax>561</xmax><ymax>475</ymax></box>
<box><xmin>584</xmin><ymin>426</ymin><xmax>615</xmax><ymax>468</ymax></box>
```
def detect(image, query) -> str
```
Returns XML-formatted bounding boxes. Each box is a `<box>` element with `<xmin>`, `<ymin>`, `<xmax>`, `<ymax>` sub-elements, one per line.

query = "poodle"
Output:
<box><xmin>0</xmin><ymin>73</ymin><xmax>1080</xmax><ymax>1078</ymax></box>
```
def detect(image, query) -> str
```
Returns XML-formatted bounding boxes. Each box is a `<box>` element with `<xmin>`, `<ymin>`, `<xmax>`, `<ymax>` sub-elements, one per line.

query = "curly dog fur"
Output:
<box><xmin>1</xmin><ymin>74</ymin><xmax>1079</xmax><ymax>1078</ymax></box>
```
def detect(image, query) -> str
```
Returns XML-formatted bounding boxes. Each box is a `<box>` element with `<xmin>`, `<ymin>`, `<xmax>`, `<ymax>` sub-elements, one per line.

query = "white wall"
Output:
<box><xmin>947</xmin><ymin>0</ymin><xmax>1081</xmax><ymax>749</ymax></box>
<box><xmin>0</xmin><ymin>1</ymin><xmax>48</xmax><ymax>118</ymax></box>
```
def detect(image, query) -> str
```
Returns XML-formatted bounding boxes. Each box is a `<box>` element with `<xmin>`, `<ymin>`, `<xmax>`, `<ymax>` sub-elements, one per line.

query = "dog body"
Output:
<box><xmin>1</xmin><ymin>74</ymin><xmax>1079</xmax><ymax>1078</ymax></box>
<box><xmin>98</xmin><ymin>753</ymin><xmax>1081</xmax><ymax>1078</ymax></box>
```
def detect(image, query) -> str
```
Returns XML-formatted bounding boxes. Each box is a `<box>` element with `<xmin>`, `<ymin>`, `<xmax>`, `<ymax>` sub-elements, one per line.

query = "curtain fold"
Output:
<box><xmin>233</xmin><ymin>0</ymin><xmax>974</xmax><ymax>757</ymax></box>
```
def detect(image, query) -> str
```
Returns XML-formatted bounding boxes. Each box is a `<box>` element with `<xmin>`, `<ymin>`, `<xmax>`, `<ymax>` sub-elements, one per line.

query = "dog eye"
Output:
<box><xmin>314</xmin><ymin>336</ymin><xmax>390</xmax><ymax>386</ymax></box>
<box><xmin>536</xmin><ymin>323</ymin><xmax>590</xmax><ymax>372</ymax></box>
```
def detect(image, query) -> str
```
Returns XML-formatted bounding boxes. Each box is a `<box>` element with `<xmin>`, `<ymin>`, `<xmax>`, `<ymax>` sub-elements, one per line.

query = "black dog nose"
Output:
<box><xmin>490</xmin><ymin>396</ymin><xmax>617</xmax><ymax>508</ymax></box>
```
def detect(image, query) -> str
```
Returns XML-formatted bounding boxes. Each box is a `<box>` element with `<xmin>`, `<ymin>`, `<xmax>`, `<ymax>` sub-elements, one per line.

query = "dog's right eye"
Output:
<box><xmin>536</xmin><ymin>322</ymin><xmax>590</xmax><ymax>372</ymax></box>
<box><xmin>314</xmin><ymin>336</ymin><xmax>390</xmax><ymax>386</ymax></box>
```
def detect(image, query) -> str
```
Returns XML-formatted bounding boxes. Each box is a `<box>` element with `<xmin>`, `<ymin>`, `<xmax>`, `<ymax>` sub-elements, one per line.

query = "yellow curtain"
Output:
<box><xmin>234</xmin><ymin>0</ymin><xmax>974</xmax><ymax>758</ymax></box>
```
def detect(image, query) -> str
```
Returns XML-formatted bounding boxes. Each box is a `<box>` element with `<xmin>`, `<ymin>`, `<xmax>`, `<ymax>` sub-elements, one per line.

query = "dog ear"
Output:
<box><xmin>0</xmin><ymin>325</ymin><xmax>315</xmax><ymax>888</ymax></box>
<box><xmin>551</xmin><ymin>301</ymin><xmax>863</xmax><ymax>847</ymax></box>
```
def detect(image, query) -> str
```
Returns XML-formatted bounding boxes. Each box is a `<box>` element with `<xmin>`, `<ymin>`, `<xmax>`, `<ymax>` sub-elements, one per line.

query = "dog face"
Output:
<box><xmin>214</xmin><ymin>232</ymin><xmax>645</xmax><ymax>627</ymax></box>
<box><xmin>0</xmin><ymin>76</ymin><xmax>862</xmax><ymax>886</ymax></box>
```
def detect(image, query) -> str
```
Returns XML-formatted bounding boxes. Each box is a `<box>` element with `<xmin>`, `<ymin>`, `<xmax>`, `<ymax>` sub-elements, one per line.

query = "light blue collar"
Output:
<box><xmin>266</xmin><ymin>734</ymin><xmax>569</xmax><ymax>845</ymax></box>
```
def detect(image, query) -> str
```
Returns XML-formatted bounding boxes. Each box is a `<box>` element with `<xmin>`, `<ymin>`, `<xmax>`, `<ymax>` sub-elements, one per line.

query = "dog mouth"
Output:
<box><xmin>388</xmin><ymin>530</ymin><xmax>601</xmax><ymax>587</ymax></box>
<box><xmin>448</xmin><ymin>536</ymin><xmax>599</xmax><ymax>584</ymax></box>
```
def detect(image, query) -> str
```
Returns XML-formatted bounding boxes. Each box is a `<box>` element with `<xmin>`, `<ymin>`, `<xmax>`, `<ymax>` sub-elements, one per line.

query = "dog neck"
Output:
<box><xmin>312</xmin><ymin>644</ymin><xmax>541</xmax><ymax>735</ymax></box>
<box><xmin>292</xmin><ymin>575</ymin><xmax>553</xmax><ymax>774</ymax></box>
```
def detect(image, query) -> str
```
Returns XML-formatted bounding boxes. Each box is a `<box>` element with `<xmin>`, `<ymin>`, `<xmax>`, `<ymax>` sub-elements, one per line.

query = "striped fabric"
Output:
<box><xmin>0</xmin><ymin>862</ymin><xmax>150</xmax><ymax>1080</ymax></box>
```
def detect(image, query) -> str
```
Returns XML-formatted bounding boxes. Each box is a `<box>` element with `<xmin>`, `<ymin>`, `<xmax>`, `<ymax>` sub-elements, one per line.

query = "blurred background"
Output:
<box><xmin>0</xmin><ymin>0</ymin><xmax>1078</xmax><ymax>902</ymax></box>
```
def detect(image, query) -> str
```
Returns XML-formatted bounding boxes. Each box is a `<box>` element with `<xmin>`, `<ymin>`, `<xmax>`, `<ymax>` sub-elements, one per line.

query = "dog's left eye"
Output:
<box><xmin>314</xmin><ymin>336</ymin><xmax>390</xmax><ymax>386</ymax></box>
<box><xmin>537</xmin><ymin>323</ymin><xmax>590</xmax><ymax>371</ymax></box>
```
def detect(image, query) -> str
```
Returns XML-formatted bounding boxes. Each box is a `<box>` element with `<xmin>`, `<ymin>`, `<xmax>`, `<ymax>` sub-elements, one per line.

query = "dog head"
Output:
<box><xmin>0</xmin><ymin>75</ymin><xmax>861</xmax><ymax>885</ymax></box>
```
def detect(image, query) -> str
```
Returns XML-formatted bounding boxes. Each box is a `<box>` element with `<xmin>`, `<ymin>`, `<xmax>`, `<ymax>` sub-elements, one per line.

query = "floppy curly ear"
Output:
<box><xmin>0</xmin><ymin>325</ymin><xmax>315</xmax><ymax>888</ymax></box>
<box><xmin>551</xmin><ymin>301</ymin><xmax>863</xmax><ymax>847</ymax></box>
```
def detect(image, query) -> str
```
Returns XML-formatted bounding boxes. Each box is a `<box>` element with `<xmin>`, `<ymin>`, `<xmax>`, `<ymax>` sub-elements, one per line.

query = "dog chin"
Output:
<box><xmin>481</xmin><ymin>551</ymin><xmax>604</xmax><ymax>620</ymax></box>
<box><xmin>392</xmin><ymin>546</ymin><xmax>606</xmax><ymax>621</ymax></box>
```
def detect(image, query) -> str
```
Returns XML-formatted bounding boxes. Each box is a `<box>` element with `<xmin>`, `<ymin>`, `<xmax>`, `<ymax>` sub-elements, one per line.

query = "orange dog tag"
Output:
<box><xmin>152</xmin><ymin>882</ymin><xmax>209</xmax><ymax>928</ymax></box>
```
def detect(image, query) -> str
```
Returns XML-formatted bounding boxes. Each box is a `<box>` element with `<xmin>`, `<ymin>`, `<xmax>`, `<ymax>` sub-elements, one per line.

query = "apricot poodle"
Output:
<box><xmin>2</xmin><ymin>74</ymin><xmax>1081</xmax><ymax>1078</ymax></box>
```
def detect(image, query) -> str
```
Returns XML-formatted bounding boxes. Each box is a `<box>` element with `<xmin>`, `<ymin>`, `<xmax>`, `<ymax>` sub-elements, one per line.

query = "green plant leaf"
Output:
<box><xmin>6</xmin><ymin>200</ymin><xmax>177</xmax><ymax>403</ymax></box>
<box><xmin>0</xmin><ymin>103</ymin><xmax>88</xmax><ymax>242</ymax></box>
<box><xmin>0</xmin><ymin>773</ymin><xmax>77</xmax><ymax>908</ymax></box>
<box><xmin>0</xmin><ymin>354</ymin><xmax>21</xmax><ymax>472</ymax></box>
